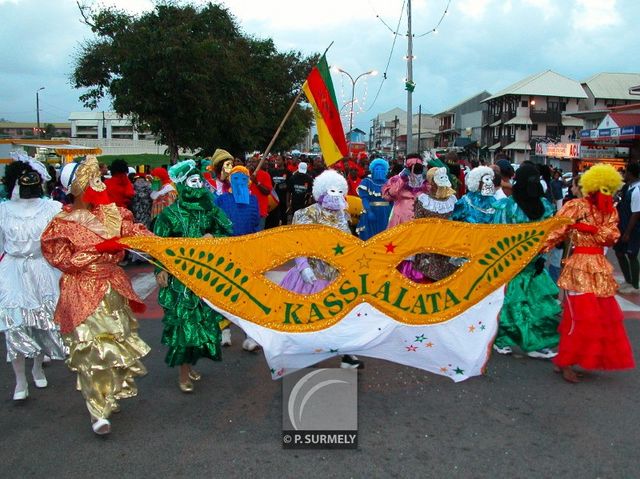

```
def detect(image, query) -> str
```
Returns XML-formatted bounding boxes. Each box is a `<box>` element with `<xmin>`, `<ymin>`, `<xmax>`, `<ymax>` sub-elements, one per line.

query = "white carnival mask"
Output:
<box><xmin>186</xmin><ymin>174</ymin><xmax>203</xmax><ymax>189</ymax></box>
<box><xmin>326</xmin><ymin>184</ymin><xmax>346</xmax><ymax>197</ymax></box>
<box><xmin>433</xmin><ymin>167</ymin><xmax>451</xmax><ymax>188</ymax></box>
<box><xmin>480</xmin><ymin>174</ymin><xmax>495</xmax><ymax>196</ymax></box>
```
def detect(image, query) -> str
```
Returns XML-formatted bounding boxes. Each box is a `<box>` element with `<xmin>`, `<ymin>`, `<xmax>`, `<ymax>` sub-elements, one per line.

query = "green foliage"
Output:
<box><xmin>73</xmin><ymin>1</ymin><xmax>315</xmax><ymax>162</ymax></box>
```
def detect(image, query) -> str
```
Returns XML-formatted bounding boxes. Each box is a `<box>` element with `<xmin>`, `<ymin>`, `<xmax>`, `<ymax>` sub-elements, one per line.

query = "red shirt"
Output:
<box><xmin>250</xmin><ymin>169</ymin><xmax>273</xmax><ymax>218</ymax></box>
<box><xmin>104</xmin><ymin>173</ymin><xmax>134</xmax><ymax>208</ymax></box>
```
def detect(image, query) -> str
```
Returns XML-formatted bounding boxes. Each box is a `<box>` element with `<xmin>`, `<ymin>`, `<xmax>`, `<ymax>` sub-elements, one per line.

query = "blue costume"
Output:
<box><xmin>356</xmin><ymin>159</ymin><xmax>392</xmax><ymax>240</ymax></box>
<box><xmin>451</xmin><ymin>192</ymin><xmax>497</xmax><ymax>224</ymax></box>
<box><xmin>215</xmin><ymin>193</ymin><xmax>260</xmax><ymax>236</ymax></box>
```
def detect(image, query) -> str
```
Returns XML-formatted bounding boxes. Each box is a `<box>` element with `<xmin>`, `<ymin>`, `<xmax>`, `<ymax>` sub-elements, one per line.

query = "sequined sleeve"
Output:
<box><xmin>41</xmin><ymin>219</ymin><xmax>103</xmax><ymax>273</ymax></box>
<box><xmin>543</xmin><ymin>199</ymin><xmax>581</xmax><ymax>250</ymax></box>
<box><xmin>119</xmin><ymin>207</ymin><xmax>154</xmax><ymax>238</ymax></box>
<box><xmin>593</xmin><ymin>208</ymin><xmax>620</xmax><ymax>246</ymax></box>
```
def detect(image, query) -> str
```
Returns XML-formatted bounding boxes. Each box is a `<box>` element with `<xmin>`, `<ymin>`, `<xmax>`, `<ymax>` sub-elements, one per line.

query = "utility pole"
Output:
<box><xmin>393</xmin><ymin>115</ymin><xmax>399</xmax><ymax>160</ymax></box>
<box><xmin>405</xmin><ymin>0</ymin><xmax>414</xmax><ymax>154</ymax></box>
<box><xmin>36</xmin><ymin>87</ymin><xmax>45</xmax><ymax>138</ymax></box>
<box><xmin>417</xmin><ymin>104</ymin><xmax>422</xmax><ymax>154</ymax></box>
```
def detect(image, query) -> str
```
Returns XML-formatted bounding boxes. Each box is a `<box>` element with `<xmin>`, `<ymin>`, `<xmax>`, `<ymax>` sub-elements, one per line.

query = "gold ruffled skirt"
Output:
<box><xmin>64</xmin><ymin>286</ymin><xmax>150</xmax><ymax>420</ymax></box>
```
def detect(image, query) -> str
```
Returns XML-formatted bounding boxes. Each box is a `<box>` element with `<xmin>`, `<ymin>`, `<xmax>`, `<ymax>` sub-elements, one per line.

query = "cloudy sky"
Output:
<box><xmin>1</xmin><ymin>0</ymin><xmax>639</xmax><ymax>135</ymax></box>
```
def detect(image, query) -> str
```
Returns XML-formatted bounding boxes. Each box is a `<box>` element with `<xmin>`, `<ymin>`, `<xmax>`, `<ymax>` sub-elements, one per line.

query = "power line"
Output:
<box><xmin>366</xmin><ymin>0</ymin><xmax>406</xmax><ymax>112</ymax></box>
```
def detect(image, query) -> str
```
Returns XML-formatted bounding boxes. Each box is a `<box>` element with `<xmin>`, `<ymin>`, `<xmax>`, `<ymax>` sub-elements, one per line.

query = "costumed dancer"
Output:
<box><xmin>280</xmin><ymin>169</ymin><xmax>363</xmax><ymax>369</ymax></box>
<box><xmin>214</xmin><ymin>166</ymin><xmax>261</xmax><ymax>351</ymax></box>
<box><xmin>451</xmin><ymin>166</ymin><xmax>497</xmax><ymax>224</ymax></box>
<box><xmin>382</xmin><ymin>153</ymin><xmax>429</xmax><ymax>228</ymax></box>
<box><xmin>356</xmin><ymin>158</ymin><xmax>392</xmax><ymax>240</ymax></box>
<box><xmin>150</xmin><ymin>167</ymin><xmax>177</xmax><ymax>220</ymax></box>
<box><xmin>154</xmin><ymin>160</ymin><xmax>233</xmax><ymax>393</ymax></box>
<box><xmin>210</xmin><ymin>148</ymin><xmax>234</xmax><ymax>196</ymax></box>
<box><xmin>131</xmin><ymin>173</ymin><xmax>153</xmax><ymax>230</ymax></box>
<box><xmin>413</xmin><ymin>166</ymin><xmax>459</xmax><ymax>282</ymax></box>
<box><xmin>0</xmin><ymin>155</ymin><xmax>65</xmax><ymax>401</ymax></box>
<box><xmin>543</xmin><ymin>164</ymin><xmax>635</xmax><ymax>383</ymax></box>
<box><xmin>383</xmin><ymin>154</ymin><xmax>429</xmax><ymax>281</ymax></box>
<box><xmin>41</xmin><ymin>155</ymin><xmax>152</xmax><ymax>435</ymax></box>
<box><xmin>491</xmin><ymin>163</ymin><xmax>560</xmax><ymax>358</ymax></box>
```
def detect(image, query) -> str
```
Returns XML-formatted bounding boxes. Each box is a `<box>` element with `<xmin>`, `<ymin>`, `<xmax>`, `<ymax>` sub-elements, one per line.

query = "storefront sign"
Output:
<box><xmin>581</xmin><ymin>126</ymin><xmax>640</xmax><ymax>139</ymax></box>
<box><xmin>580</xmin><ymin>145</ymin><xmax>630</xmax><ymax>160</ymax></box>
<box><xmin>534</xmin><ymin>142</ymin><xmax>579</xmax><ymax>158</ymax></box>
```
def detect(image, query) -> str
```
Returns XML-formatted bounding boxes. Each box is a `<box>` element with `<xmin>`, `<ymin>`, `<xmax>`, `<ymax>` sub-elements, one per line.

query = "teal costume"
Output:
<box><xmin>154</xmin><ymin>168</ymin><xmax>233</xmax><ymax>367</ymax></box>
<box><xmin>492</xmin><ymin>196</ymin><xmax>560</xmax><ymax>352</ymax></box>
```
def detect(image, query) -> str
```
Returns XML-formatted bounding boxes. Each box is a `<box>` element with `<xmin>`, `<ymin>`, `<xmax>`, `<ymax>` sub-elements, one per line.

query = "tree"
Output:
<box><xmin>73</xmin><ymin>1</ymin><xmax>315</xmax><ymax>163</ymax></box>
<box><xmin>44</xmin><ymin>123</ymin><xmax>56</xmax><ymax>139</ymax></box>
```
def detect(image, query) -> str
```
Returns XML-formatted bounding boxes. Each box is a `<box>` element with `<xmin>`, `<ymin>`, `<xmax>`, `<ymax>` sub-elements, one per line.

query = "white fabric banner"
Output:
<box><xmin>204</xmin><ymin>287</ymin><xmax>502</xmax><ymax>381</ymax></box>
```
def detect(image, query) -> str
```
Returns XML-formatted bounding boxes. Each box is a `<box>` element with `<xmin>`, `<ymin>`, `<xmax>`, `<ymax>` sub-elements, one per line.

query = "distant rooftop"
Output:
<box><xmin>582</xmin><ymin>72</ymin><xmax>640</xmax><ymax>100</ymax></box>
<box><xmin>483</xmin><ymin>70</ymin><xmax>587</xmax><ymax>102</ymax></box>
<box><xmin>434</xmin><ymin>91</ymin><xmax>491</xmax><ymax>116</ymax></box>
<box><xmin>0</xmin><ymin>121</ymin><xmax>70</xmax><ymax>128</ymax></box>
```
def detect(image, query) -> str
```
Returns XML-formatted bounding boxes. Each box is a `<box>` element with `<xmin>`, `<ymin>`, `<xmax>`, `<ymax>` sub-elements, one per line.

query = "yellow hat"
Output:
<box><xmin>211</xmin><ymin>149</ymin><xmax>234</xmax><ymax>169</ymax></box>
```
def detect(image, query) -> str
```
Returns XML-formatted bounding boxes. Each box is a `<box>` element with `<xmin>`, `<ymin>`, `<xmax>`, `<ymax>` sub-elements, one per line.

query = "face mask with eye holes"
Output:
<box><xmin>186</xmin><ymin>174</ymin><xmax>203</xmax><ymax>189</ymax></box>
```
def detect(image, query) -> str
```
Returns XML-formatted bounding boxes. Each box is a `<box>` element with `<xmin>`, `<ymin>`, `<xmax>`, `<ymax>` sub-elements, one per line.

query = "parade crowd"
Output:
<box><xmin>0</xmin><ymin>147</ymin><xmax>637</xmax><ymax>436</ymax></box>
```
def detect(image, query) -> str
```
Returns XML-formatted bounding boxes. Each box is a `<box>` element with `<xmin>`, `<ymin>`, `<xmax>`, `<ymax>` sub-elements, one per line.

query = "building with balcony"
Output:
<box><xmin>434</xmin><ymin>91</ymin><xmax>490</xmax><ymax>150</ymax></box>
<box><xmin>68</xmin><ymin>112</ymin><xmax>156</xmax><ymax>140</ymax></box>
<box><xmin>370</xmin><ymin>108</ymin><xmax>438</xmax><ymax>157</ymax></box>
<box><xmin>480</xmin><ymin>70</ymin><xmax>587</xmax><ymax>164</ymax></box>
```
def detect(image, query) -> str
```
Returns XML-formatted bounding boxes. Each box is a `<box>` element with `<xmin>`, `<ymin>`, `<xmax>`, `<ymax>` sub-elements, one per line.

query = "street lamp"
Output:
<box><xmin>36</xmin><ymin>87</ymin><xmax>45</xmax><ymax>138</ymax></box>
<box><xmin>332</xmin><ymin>67</ymin><xmax>378</xmax><ymax>138</ymax></box>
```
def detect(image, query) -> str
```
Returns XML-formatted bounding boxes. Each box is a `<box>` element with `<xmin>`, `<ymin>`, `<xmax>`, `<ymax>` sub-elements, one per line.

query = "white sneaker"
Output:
<box><xmin>242</xmin><ymin>337</ymin><xmax>260</xmax><ymax>352</ymax></box>
<box><xmin>92</xmin><ymin>418</ymin><xmax>111</xmax><ymax>435</ymax></box>
<box><xmin>527</xmin><ymin>348</ymin><xmax>558</xmax><ymax>359</ymax></box>
<box><xmin>493</xmin><ymin>344</ymin><xmax>512</xmax><ymax>355</ymax></box>
<box><xmin>221</xmin><ymin>328</ymin><xmax>232</xmax><ymax>347</ymax></box>
<box><xmin>13</xmin><ymin>386</ymin><xmax>29</xmax><ymax>401</ymax></box>
<box><xmin>340</xmin><ymin>355</ymin><xmax>364</xmax><ymax>369</ymax></box>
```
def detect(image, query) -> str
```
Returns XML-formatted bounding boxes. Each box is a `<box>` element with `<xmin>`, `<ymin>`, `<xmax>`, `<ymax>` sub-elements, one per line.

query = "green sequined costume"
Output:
<box><xmin>153</xmin><ymin>195</ymin><xmax>233</xmax><ymax>367</ymax></box>
<box><xmin>492</xmin><ymin>197</ymin><xmax>561</xmax><ymax>352</ymax></box>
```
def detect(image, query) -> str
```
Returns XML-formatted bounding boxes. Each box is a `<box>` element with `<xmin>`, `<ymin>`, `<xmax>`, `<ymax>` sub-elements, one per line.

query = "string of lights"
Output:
<box><xmin>368</xmin><ymin>0</ymin><xmax>400</xmax><ymax>35</ymax></box>
<box><xmin>338</xmin><ymin>75</ymin><xmax>371</xmax><ymax>125</ymax></box>
<box><xmin>414</xmin><ymin>0</ymin><xmax>452</xmax><ymax>37</ymax></box>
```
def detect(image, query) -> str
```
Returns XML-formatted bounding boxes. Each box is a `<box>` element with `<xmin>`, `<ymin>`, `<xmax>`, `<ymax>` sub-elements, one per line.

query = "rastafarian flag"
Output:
<box><xmin>121</xmin><ymin>217</ymin><xmax>569</xmax><ymax>380</ymax></box>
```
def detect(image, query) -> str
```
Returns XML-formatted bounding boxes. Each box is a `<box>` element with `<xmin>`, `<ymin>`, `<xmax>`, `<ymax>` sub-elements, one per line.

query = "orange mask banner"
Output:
<box><xmin>121</xmin><ymin>217</ymin><xmax>570</xmax><ymax>332</ymax></box>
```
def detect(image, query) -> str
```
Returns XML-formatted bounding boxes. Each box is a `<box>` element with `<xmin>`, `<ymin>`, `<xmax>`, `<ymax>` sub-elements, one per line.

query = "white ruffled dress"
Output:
<box><xmin>0</xmin><ymin>198</ymin><xmax>65</xmax><ymax>361</ymax></box>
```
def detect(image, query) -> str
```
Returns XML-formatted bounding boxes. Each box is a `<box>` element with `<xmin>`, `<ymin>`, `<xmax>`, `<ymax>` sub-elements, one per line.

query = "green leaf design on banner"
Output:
<box><xmin>164</xmin><ymin>247</ymin><xmax>271</xmax><ymax>315</ymax></box>
<box><xmin>464</xmin><ymin>228</ymin><xmax>545</xmax><ymax>300</ymax></box>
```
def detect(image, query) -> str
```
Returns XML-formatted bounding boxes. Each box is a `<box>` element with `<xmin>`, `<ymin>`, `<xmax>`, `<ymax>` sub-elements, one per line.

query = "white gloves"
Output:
<box><xmin>301</xmin><ymin>267</ymin><xmax>317</xmax><ymax>284</ymax></box>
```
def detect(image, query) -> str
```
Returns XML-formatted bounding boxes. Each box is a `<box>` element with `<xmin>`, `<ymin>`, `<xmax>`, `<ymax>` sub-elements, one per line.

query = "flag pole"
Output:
<box><xmin>254</xmin><ymin>41</ymin><xmax>335</xmax><ymax>172</ymax></box>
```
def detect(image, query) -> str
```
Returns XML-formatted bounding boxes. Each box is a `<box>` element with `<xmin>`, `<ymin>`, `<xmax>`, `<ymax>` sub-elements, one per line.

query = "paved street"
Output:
<box><xmin>1</xmin><ymin>262</ymin><xmax>640</xmax><ymax>478</ymax></box>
